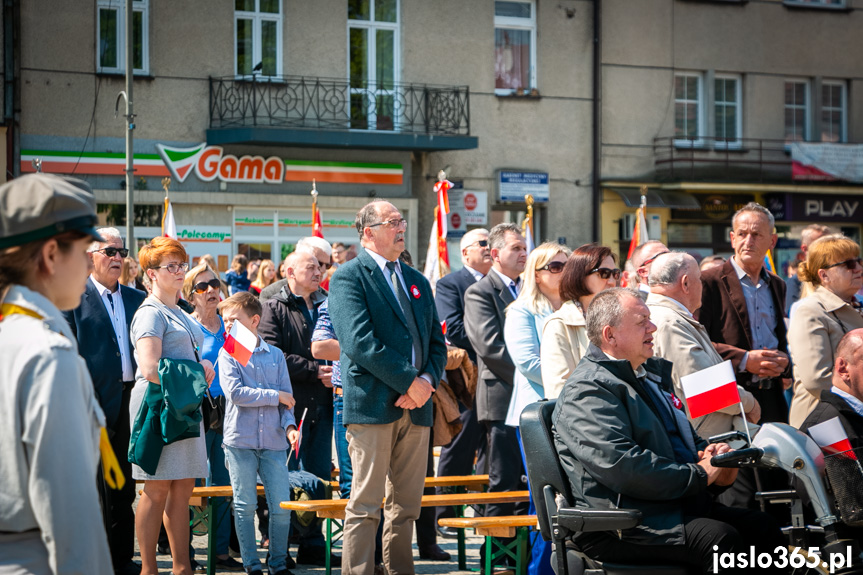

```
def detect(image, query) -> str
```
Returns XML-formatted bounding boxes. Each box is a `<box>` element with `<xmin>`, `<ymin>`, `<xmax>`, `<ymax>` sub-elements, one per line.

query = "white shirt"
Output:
<box><xmin>492</xmin><ymin>267</ymin><xmax>520</xmax><ymax>299</ymax></box>
<box><xmin>90</xmin><ymin>275</ymin><xmax>134</xmax><ymax>381</ymax></box>
<box><xmin>463</xmin><ymin>265</ymin><xmax>485</xmax><ymax>283</ymax></box>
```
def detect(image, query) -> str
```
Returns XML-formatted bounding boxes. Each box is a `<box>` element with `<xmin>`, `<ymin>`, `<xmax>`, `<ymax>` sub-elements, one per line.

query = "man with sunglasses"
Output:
<box><xmin>433</xmin><ymin>228</ymin><xmax>491</xmax><ymax>538</ymax></box>
<box><xmin>630</xmin><ymin>240</ymin><xmax>670</xmax><ymax>294</ymax></box>
<box><xmin>64</xmin><ymin>227</ymin><xmax>146</xmax><ymax>575</ymax></box>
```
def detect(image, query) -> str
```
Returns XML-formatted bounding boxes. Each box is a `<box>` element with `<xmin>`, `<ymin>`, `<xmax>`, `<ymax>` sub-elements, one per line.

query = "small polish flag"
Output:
<box><xmin>680</xmin><ymin>360</ymin><xmax>741</xmax><ymax>419</ymax></box>
<box><xmin>808</xmin><ymin>417</ymin><xmax>856</xmax><ymax>459</ymax></box>
<box><xmin>223</xmin><ymin>320</ymin><xmax>257</xmax><ymax>367</ymax></box>
<box><xmin>295</xmin><ymin>407</ymin><xmax>308</xmax><ymax>460</ymax></box>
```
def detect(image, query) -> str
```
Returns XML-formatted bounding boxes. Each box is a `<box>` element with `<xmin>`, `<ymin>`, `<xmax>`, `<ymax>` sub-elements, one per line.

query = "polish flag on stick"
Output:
<box><xmin>680</xmin><ymin>360</ymin><xmax>751</xmax><ymax>444</ymax></box>
<box><xmin>223</xmin><ymin>320</ymin><xmax>257</xmax><ymax>367</ymax></box>
<box><xmin>808</xmin><ymin>417</ymin><xmax>857</xmax><ymax>459</ymax></box>
<box><xmin>294</xmin><ymin>407</ymin><xmax>308</xmax><ymax>461</ymax></box>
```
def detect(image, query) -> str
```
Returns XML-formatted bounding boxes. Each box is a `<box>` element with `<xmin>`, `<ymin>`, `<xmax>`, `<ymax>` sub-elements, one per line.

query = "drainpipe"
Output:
<box><xmin>5</xmin><ymin>0</ymin><xmax>19</xmax><ymax>179</ymax></box>
<box><xmin>591</xmin><ymin>0</ymin><xmax>602</xmax><ymax>242</ymax></box>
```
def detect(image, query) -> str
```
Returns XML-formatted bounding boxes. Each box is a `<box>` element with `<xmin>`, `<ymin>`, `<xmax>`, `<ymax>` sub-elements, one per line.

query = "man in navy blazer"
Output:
<box><xmin>65</xmin><ymin>228</ymin><xmax>146</xmax><ymax>575</ymax></box>
<box><xmin>433</xmin><ymin>228</ymin><xmax>491</xmax><ymax>536</ymax></box>
<box><xmin>329</xmin><ymin>201</ymin><xmax>447</xmax><ymax>575</ymax></box>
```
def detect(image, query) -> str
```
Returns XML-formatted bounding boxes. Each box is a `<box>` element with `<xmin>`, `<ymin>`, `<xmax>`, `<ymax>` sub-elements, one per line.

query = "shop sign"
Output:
<box><xmin>448</xmin><ymin>190</ymin><xmax>488</xmax><ymax>234</ymax></box>
<box><xmin>21</xmin><ymin>146</ymin><xmax>404</xmax><ymax>186</ymax></box>
<box><xmin>764</xmin><ymin>193</ymin><xmax>862</xmax><ymax>222</ymax></box>
<box><xmin>177</xmin><ymin>228</ymin><xmax>232</xmax><ymax>243</ymax></box>
<box><xmin>671</xmin><ymin>194</ymin><xmax>754</xmax><ymax>221</ymax></box>
<box><xmin>498</xmin><ymin>171</ymin><xmax>549</xmax><ymax>203</ymax></box>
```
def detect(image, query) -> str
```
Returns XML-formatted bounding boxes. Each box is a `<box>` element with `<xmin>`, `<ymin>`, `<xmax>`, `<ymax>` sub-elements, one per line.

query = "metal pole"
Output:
<box><xmin>124</xmin><ymin>0</ymin><xmax>136</xmax><ymax>256</ymax></box>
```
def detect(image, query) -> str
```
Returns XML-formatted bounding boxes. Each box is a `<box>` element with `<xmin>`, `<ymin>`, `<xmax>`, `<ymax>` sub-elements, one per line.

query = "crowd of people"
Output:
<box><xmin>2</xmin><ymin>173</ymin><xmax>863</xmax><ymax>575</ymax></box>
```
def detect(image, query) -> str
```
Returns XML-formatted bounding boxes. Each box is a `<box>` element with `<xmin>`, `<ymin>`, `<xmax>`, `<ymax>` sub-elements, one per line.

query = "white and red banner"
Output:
<box><xmin>791</xmin><ymin>142</ymin><xmax>863</xmax><ymax>183</ymax></box>
<box><xmin>808</xmin><ymin>416</ymin><xmax>856</xmax><ymax>458</ymax></box>
<box><xmin>626</xmin><ymin>206</ymin><xmax>648</xmax><ymax>262</ymax></box>
<box><xmin>680</xmin><ymin>360</ymin><xmax>740</xmax><ymax>419</ymax></box>
<box><xmin>424</xmin><ymin>177</ymin><xmax>453</xmax><ymax>290</ymax></box>
<box><xmin>223</xmin><ymin>320</ymin><xmax>257</xmax><ymax>367</ymax></box>
<box><xmin>162</xmin><ymin>197</ymin><xmax>177</xmax><ymax>240</ymax></box>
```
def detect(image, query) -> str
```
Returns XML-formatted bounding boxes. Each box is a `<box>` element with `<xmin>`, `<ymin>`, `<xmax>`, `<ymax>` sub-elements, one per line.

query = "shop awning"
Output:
<box><xmin>608</xmin><ymin>188</ymin><xmax>701</xmax><ymax>210</ymax></box>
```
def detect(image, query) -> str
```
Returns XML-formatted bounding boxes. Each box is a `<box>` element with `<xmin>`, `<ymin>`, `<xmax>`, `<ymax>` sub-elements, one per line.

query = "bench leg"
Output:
<box><xmin>206</xmin><ymin>498</ymin><xmax>217</xmax><ymax>575</ymax></box>
<box><xmin>325</xmin><ymin>518</ymin><xmax>332</xmax><ymax>575</ymax></box>
<box><xmin>485</xmin><ymin>535</ymin><xmax>494</xmax><ymax>575</ymax></box>
<box><xmin>458</xmin><ymin>527</ymin><xmax>466</xmax><ymax>570</ymax></box>
<box><xmin>515</xmin><ymin>526</ymin><xmax>529</xmax><ymax>575</ymax></box>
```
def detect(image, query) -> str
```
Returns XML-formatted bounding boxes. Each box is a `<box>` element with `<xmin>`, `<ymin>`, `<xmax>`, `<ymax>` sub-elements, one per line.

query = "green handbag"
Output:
<box><xmin>158</xmin><ymin>357</ymin><xmax>207</xmax><ymax>443</ymax></box>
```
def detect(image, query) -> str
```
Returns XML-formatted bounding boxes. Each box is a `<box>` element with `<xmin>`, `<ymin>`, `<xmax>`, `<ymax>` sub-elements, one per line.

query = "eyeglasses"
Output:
<box><xmin>590</xmin><ymin>267</ymin><xmax>622</xmax><ymax>280</ymax></box>
<box><xmin>193</xmin><ymin>278</ymin><xmax>221</xmax><ymax>294</ymax></box>
<box><xmin>318</xmin><ymin>260</ymin><xmax>332</xmax><ymax>270</ymax></box>
<box><xmin>538</xmin><ymin>261</ymin><xmax>566</xmax><ymax>274</ymax></box>
<box><xmin>153</xmin><ymin>262</ymin><xmax>190</xmax><ymax>274</ymax></box>
<box><xmin>467</xmin><ymin>239</ymin><xmax>489</xmax><ymax>249</ymax></box>
<box><xmin>91</xmin><ymin>247</ymin><xmax>129</xmax><ymax>258</ymax></box>
<box><xmin>368</xmin><ymin>218</ymin><xmax>407</xmax><ymax>230</ymax></box>
<box><xmin>825</xmin><ymin>257</ymin><xmax>863</xmax><ymax>271</ymax></box>
<box><xmin>639</xmin><ymin>251</ymin><xmax>670</xmax><ymax>268</ymax></box>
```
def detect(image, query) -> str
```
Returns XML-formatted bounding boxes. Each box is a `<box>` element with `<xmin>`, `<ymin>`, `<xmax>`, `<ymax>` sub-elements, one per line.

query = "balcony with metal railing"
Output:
<box><xmin>653</xmin><ymin>136</ymin><xmax>797</xmax><ymax>183</ymax></box>
<box><xmin>207</xmin><ymin>75</ymin><xmax>478</xmax><ymax>151</ymax></box>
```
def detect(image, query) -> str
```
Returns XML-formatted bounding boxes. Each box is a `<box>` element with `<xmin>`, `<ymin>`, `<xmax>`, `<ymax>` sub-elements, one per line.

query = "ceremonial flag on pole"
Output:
<box><xmin>808</xmin><ymin>417</ymin><xmax>857</xmax><ymax>459</ymax></box>
<box><xmin>223</xmin><ymin>319</ymin><xmax>257</xmax><ymax>367</ymax></box>
<box><xmin>680</xmin><ymin>360</ymin><xmax>741</xmax><ymax>419</ymax></box>
<box><xmin>626</xmin><ymin>197</ymin><xmax>649</xmax><ymax>262</ymax></box>
<box><xmin>311</xmin><ymin>179</ymin><xmax>324</xmax><ymax>239</ymax></box>
<box><xmin>522</xmin><ymin>195</ymin><xmax>535</xmax><ymax>254</ymax></box>
<box><xmin>162</xmin><ymin>196</ymin><xmax>177</xmax><ymax>240</ymax></box>
<box><xmin>424</xmin><ymin>171</ymin><xmax>452</xmax><ymax>290</ymax></box>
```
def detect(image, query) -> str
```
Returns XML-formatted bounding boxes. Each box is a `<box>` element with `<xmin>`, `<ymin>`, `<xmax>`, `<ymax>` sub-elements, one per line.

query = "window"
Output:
<box><xmin>784</xmin><ymin>80</ymin><xmax>810</xmax><ymax>144</ymax></box>
<box><xmin>714</xmin><ymin>75</ymin><xmax>741</xmax><ymax>148</ymax></box>
<box><xmin>821</xmin><ymin>81</ymin><xmax>846</xmax><ymax>142</ymax></box>
<box><xmin>674</xmin><ymin>74</ymin><xmax>703</xmax><ymax>146</ymax></box>
<box><xmin>494</xmin><ymin>1</ymin><xmax>536</xmax><ymax>95</ymax></box>
<box><xmin>348</xmin><ymin>0</ymin><xmax>399</xmax><ymax>130</ymax></box>
<box><xmin>235</xmin><ymin>0</ymin><xmax>282</xmax><ymax>78</ymax></box>
<box><xmin>97</xmin><ymin>0</ymin><xmax>148</xmax><ymax>74</ymax></box>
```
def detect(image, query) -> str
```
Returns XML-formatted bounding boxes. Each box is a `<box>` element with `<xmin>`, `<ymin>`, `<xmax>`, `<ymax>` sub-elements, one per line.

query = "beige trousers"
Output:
<box><xmin>343</xmin><ymin>410</ymin><xmax>430</xmax><ymax>575</ymax></box>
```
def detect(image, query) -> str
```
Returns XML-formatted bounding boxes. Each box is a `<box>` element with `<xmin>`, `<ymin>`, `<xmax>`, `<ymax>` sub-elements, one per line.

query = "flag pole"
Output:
<box><xmin>311</xmin><ymin>178</ymin><xmax>318</xmax><ymax>232</ymax></box>
<box><xmin>161</xmin><ymin>177</ymin><xmax>171</xmax><ymax>236</ymax></box>
<box><xmin>738</xmin><ymin>401</ymin><xmax>753</xmax><ymax>447</ymax></box>
<box><xmin>522</xmin><ymin>194</ymin><xmax>534</xmax><ymax>236</ymax></box>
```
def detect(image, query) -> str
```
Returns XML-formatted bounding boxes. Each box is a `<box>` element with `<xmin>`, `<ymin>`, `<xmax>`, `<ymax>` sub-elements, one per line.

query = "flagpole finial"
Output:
<box><xmin>310</xmin><ymin>179</ymin><xmax>318</xmax><ymax>201</ymax></box>
<box><xmin>31</xmin><ymin>158</ymin><xmax>42</xmax><ymax>173</ymax></box>
<box><xmin>437</xmin><ymin>169</ymin><xmax>447</xmax><ymax>182</ymax></box>
<box><xmin>161</xmin><ymin>177</ymin><xmax>171</xmax><ymax>197</ymax></box>
<box><xmin>525</xmin><ymin>194</ymin><xmax>534</xmax><ymax>207</ymax></box>
<box><xmin>639</xmin><ymin>184</ymin><xmax>647</xmax><ymax>209</ymax></box>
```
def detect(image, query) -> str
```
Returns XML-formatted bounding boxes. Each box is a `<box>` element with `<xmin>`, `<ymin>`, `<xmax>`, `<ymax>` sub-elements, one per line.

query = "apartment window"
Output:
<box><xmin>494</xmin><ymin>1</ymin><xmax>536</xmax><ymax>95</ymax></box>
<box><xmin>235</xmin><ymin>0</ymin><xmax>282</xmax><ymax>77</ymax></box>
<box><xmin>784</xmin><ymin>80</ymin><xmax>810</xmax><ymax>144</ymax></box>
<box><xmin>348</xmin><ymin>0</ymin><xmax>399</xmax><ymax>130</ymax></box>
<box><xmin>97</xmin><ymin>0</ymin><xmax>148</xmax><ymax>74</ymax></box>
<box><xmin>714</xmin><ymin>75</ymin><xmax>741</xmax><ymax>147</ymax></box>
<box><xmin>821</xmin><ymin>81</ymin><xmax>846</xmax><ymax>142</ymax></box>
<box><xmin>674</xmin><ymin>74</ymin><xmax>703</xmax><ymax>146</ymax></box>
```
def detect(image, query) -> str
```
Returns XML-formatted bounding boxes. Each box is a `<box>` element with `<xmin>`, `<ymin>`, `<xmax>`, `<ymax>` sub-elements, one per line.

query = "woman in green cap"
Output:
<box><xmin>0</xmin><ymin>174</ymin><xmax>113</xmax><ymax>574</ymax></box>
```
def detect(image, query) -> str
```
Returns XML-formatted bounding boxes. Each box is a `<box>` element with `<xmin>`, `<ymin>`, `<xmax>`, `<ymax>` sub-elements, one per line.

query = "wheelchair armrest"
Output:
<box><xmin>556</xmin><ymin>508</ymin><xmax>642</xmax><ymax>533</ymax></box>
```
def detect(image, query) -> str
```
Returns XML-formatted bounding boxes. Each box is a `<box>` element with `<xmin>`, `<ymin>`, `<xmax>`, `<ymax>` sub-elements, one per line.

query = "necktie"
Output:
<box><xmin>386</xmin><ymin>261</ymin><xmax>423</xmax><ymax>369</ymax></box>
<box><xmin>509</xmin><ymin>280</ymin><xmax>519</xmax><ymax>299</ymax></box>
<box><xmin>106</xmin><ymin>291</ymin><xmax>116</xmax><ymax>315</ymax></box>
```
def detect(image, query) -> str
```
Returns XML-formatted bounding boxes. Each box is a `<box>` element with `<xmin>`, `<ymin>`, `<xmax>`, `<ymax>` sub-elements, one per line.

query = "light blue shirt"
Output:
<box><xmin>219</xmin><ymin>338</ymin><xmax>296</xmax><ymax>451</ymax></box>
<box><xmin>730</xmin><ymin>256</ymin><xmax>779</xmax><ymax>379</ymax></box>
<box><xmin>832</xmin><ymin>386</ymin><xmax>863</xmax><ymax>418</ymax></box>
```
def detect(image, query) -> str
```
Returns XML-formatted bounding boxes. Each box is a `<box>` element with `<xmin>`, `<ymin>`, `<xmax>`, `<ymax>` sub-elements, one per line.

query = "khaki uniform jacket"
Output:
<box><xmin>0</xmin><ymin>285</ymin><xmax>112</xmax><ymax>575</ymax></box>
<box><xmin>647</xmin><ymin>293</ymin><xmax>756</xmax><ymax>440</ymax></box>
<box><xmin>788</xmin><ymin>286</ymin><xmax>863</xmax><ymax>428</ymax></box>
<box><xmin>540</xmin><ymin>300</ymin><xmax>589</xmax><ymax>399</ymax></box>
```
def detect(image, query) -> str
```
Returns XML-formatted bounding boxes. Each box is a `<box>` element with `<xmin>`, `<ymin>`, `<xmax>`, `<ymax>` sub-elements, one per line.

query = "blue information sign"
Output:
<box><xmin>498</xmin><ymin>171</ymin><xmax>549</xmax><ymax>203</ymax></box>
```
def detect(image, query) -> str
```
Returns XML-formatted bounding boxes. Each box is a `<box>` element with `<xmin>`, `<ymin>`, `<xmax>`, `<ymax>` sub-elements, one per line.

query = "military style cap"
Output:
<box><xmin>0</xmin><ymin>173</ymin><xmax>105</xmax><ymax>249</ymax></box>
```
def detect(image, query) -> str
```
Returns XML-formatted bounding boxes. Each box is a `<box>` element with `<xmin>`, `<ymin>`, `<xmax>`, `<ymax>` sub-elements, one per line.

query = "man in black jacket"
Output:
<box><xmin>259</xmin><ymin>250</ymin><xmax>335</xmax><ymax>566</ymax></box>
<box><xmin>65</xmin><ymin>227</ymin><xmax>146</xmax><ymax>575</ymax></box>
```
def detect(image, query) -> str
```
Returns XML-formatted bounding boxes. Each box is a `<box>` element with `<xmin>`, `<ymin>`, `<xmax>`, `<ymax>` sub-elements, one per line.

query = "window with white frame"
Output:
<box><xmin>235</xmin><ymin>0</ymin><xmax>282</xmax><ymax>78</ymax></box>
<box><xmin>494</xmin><ymin>1</ymin><xmax>536</xmax><ymax>95</ymax></box>
<box><xmin>784</xmin><ymin>80</ymin><xmax>809</xmax><ymax>144</ymax></box>
<box><xmin>821</xmin><ymin>81</ymin><xmax>846</xmax><ymax>143</ymax></box>
<box><xmin>97</xmin><ymin>0</ymin><xmax>149</xmax><ymax>74</ymax></box>
<box><xmin>674</xmin><ymin>74</ymin><xmax>703</xmax><ymax>145</ymax></box>
<box><xmin>714</xmin><ymin>75</ymin><xmax>741</xmax><ymax>147</ymax></box>
<box><xmin>348</xmin><ymin>0</ymin><xmax>399</xmax><ymax>130</ymax></box>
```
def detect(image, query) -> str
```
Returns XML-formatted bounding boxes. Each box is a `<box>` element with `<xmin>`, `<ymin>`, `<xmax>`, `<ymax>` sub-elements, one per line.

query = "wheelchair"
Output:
<box><xmin>519</xmin><ymin>399</ymin><xmax>694</xmax><ymax>575</ymax></box>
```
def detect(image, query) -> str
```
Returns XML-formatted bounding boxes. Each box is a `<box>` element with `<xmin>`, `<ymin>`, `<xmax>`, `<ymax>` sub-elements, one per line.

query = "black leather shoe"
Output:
<box><xmin>296</xmin><ymin>546</ymin><xmax>341</xmax><ymax>567</ymax></box>
<box><xmin>215</xmin><ymin>556</ymin><xmax>245</xmax><ymax>572</ymax></box>
<box><xmin>436</xmin><ymin>526</ymin><xmax>459</xmax><ymax>539</ymax></box>
<box><xmin>419</xmin><ymin>544</ymin><xmax>451</xmax><ymax>561</ymax></box>
<box><xmin>113</xmin><ymin>561</ymin><xmax>141</xmax><ymax>575</ymax></box>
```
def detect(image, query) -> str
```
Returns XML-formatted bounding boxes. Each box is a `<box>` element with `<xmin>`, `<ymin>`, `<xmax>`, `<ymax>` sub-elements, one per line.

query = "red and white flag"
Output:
<box><xmin>162</xmin><ymin>196</ymin><xmax>177</xmax><ymax>240</ymax></box>
<box><xmin>680</xmin><ymin>360</ymin><xmax>741</xmax><ymax>419</ymax></box>
<box><xmin>808</xmin><ymin>417</ymin><xmax>856</xmax><ymax>459</ymax></box>
<box><xmin>626</xmin><ymin>205</ymin><xmax>648</xmax><ymax>262</ymax></box>
<box><xmin>294</xmin><ymin>407</ymin><xmax>308</xmax><ymax>460</ymax></box>
<box><xmin>223</xmin><ymin>320</ymin><xmax>257</xmax><ymax>367</ymax></box>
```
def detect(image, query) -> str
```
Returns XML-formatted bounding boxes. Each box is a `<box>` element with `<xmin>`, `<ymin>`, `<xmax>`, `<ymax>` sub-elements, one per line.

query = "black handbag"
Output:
<box><xmin>203</xmin><ymin>393</ymin><xmax>226</xmax><ymax>434</ymax></box>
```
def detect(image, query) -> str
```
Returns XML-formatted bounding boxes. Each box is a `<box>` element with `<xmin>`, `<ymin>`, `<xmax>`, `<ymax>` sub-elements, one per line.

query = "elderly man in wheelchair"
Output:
<box><xmin>522</xmin><ymin>289</ymin><xmax>787</xmax><ymax>575</ymax></box>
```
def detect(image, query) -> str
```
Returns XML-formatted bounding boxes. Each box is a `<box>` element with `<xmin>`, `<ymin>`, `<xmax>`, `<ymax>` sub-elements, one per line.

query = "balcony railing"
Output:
<box><xmin>209</xmin><ymin>75</ymin><xmax>471</xmax><ymax>136</ymax></box>
<box><xmin>654</xmin><ymin>136</ymin><xmax>795</xmax><ymax>182</ymax></box>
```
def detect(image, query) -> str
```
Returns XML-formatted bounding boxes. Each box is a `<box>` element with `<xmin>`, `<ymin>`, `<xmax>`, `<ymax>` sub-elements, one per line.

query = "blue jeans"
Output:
<box><xmin>333</xmin><ymin>394</ymin><xmax>353</xmax><ymax>498</ymax></box>
<box><xmin>224</xmin><ymin>446</ymin><xmax>292</xmax><ymax>573</ymax></box>
<box><xmin>204</xmin><ymin>430</ymin><xmax>231</xmax><ymax>556</ymax></box>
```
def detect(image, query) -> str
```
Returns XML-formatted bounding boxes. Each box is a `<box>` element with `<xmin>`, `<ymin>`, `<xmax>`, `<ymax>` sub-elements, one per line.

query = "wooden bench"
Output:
<box><xmin>281</xmin><ymin>490</ymin><xmax>530</xmax><ymax>575</ymax></box>
<box><xmin>438</xmin><ymin>515</ymin><xmax>539</xmax><ymax>575</ymax></box>
<box><xmin>328</xmin><ymin>473</ymin><xmax>489</xmax><ymax>493</ymax></box>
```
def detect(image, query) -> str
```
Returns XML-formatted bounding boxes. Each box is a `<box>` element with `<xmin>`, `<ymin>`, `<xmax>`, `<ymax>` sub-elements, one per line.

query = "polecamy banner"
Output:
<box><xmin>791</xmin><ymin>142</ymin><xmax>863</xmax><ymax>183</ymax></box>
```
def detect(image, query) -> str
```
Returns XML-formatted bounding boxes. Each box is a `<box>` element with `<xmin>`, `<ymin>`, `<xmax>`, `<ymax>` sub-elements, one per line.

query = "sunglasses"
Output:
<box><xmin>640</xmin><ymin>251</ymin><xmax>670</xmax><ymax>268</ymax></box>
<box><xmin>468</xmin><ymin>239</ymin><xmax>489</xmax><ymax>248</ymax></box>
<box><xmin>825</xmin><ymin>257</ymin><xmax>863</xmax><ymax>271</ymax></box>
<box><xmin>318</xmin><ymin>260</ymin><xmax>332</xmax><ymax>270</ymax></box>
<box><xmin>92</xmin><ymin>247</ymin><xmax>129</xmax><ymax>258</ymax></box>
<box><xmin>193</xmin><ymin>278</ymin><xmax>222</xmax><ymax>294</ymax></box>
<box><xmin>538</xmin><ymin>261</ymin><xmax>565</xmax><ymax>274</ymax></box>
<box><xmin>590</xmin><ymin>267</ymin><xmax>622</xmax><ymax>280</ymax></box>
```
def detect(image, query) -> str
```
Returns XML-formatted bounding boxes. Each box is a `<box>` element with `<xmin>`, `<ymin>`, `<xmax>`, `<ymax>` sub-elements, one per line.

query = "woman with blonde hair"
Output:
<box><xmin>249</xmin><ymin>258</ymin><xmax>276</xmax><ymax>297</ymax></box>
<box><xmin>120</xmin><ymin>255</ymin><xmax>145</xmax><ymax>291</ymax></box>
<box><xmin>788</xmin><ymin>234</ymin><xmax>863</xmax><ymax>427</ymax></box>
<box><xmin>541</xmin><ymin>244</ymin><xmax>619</xmax><ymax>398</ymax></box>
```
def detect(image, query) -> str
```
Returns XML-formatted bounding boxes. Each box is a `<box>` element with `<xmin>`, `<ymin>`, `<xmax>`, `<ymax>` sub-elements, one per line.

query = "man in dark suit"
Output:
<box><xmin>329</xmin><ymin>201</ymin><xmax>447</xmax><ymax>575</ymax></box>
<box><xmin>65</xmin><ymin>227</ymin><xmax>146</xmax><ymax>575</ymax></box>
<box><xmin>464</xmin><ymin>223</ymin><xmax>529</xmax><ymax>523</ymax></box>
<box><xmin>698</xmin><ymin>203</ymin><xmax>792</xmax><ymax>511</ymax></box>
<box><xmin>433</xmin><ymin>228</ymin><xmax>492</xmax><ymax>537</ymax></box>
